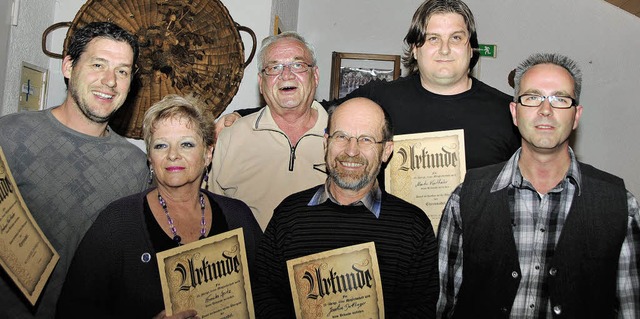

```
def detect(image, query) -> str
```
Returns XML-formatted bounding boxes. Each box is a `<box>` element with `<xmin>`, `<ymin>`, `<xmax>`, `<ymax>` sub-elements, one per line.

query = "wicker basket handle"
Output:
<box><xmin>42</xmin><ymin>22</ymin><xmax>72</xmax><ymax>59</ymax></box>
<box><xmin>43</xmin><ymin>21</ymin><xmax>256</xmax><ymax>67</ymax></box>
<box><xmin>236</xmin><ymin>24</ymin><xmax>256</xmax><ymax>68</ymax></box>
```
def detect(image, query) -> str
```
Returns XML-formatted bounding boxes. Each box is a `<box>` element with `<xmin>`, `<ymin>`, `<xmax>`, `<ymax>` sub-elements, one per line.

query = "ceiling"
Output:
<box><xmin>605</xmin><ymin>0</ymin><xmax>640</xmax><ymax>18</ymax></box>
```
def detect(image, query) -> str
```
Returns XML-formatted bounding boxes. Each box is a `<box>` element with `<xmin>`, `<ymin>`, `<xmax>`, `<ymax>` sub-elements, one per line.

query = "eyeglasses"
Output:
<box><xmin>328</xmin><ymin>132</ymin><xmax>385</xmax><ymax>147</ymax></box>
<box><xmin>517</xmin><ymin>94</ymin><xmax>577</xmax><ymax>109</ymax></box>
<box><xmin>261</xmin><ymin>62</ymin><xmax>314</xmax><ymax>76</ymax></box>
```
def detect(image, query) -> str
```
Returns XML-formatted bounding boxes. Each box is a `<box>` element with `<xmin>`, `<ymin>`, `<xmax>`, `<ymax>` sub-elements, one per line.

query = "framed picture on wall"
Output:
<box><xmin>18</xmin><ymin>62</ymin><xmax>48</xmax><ymax>112</ymax></box>
<box><xmin>330</xmin><ymin>52</ymin><xmax>401</xmax><ymax>100</ymax></box>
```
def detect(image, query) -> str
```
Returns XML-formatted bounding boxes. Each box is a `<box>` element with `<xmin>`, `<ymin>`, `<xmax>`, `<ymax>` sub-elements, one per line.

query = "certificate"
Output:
<box><xmin>156</xmin><ymin>228</ymin><xmax>254</xmax><ymax>318</ymax></box>
<box><xmin>287</xmin><ymin>242</ymin><xmax>384</xmax><ymax>319</ymax></box>
<box><xmin>384</xmin><ymin>130</ymin><xmax>466</xmax><ymax>231</ymax></box>
<box><xmin>0</xmin><ymin>146</ymin><xmax>59</xmax><ymax>305</ymax></box>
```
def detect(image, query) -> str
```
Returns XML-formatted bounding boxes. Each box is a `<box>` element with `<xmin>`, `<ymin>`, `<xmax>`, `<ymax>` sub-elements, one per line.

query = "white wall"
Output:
<box><xmin>467</xmin><ymin>0</ymin><xmax>640</xmax><ymax>197</ymax></box>
<box><xmin>271</xmin><ymin>0</ymin><xmax>299</xmax><ymax>34</ymax></box>
<box><xmin>1</xmin><ymin>0</ymin><xmax>55</xmax><ymax>115</ymax></box>
<box><xmin>297</xmin><ymin>0</ymin><xmax>640</xmax><ymax>196</ymax></box>
<box><xmin>298</xmin><ymin>0</ymin><xmax>423</xmax><ymax>100</ymax></box>
<box><xmin>224</xmin><ymin>0</ymin><xmax>272</xmax><ymax>113</ymax></box>
<box><xmin>0</xmin><ymin>1</ymin><xmax>13</xmax><ymax>109</ymax></box>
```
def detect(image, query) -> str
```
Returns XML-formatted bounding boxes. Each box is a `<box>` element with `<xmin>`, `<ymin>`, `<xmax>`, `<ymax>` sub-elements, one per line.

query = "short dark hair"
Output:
<box><xmin>66</xmin><ymin>22</ymin><xmax>139</xmax><ymax>69</ymax></box>
<box><xmin>402</xmin><ymin>0</ymin><xmax>479</xmax><ymax>75</ymax></box>
<box><xmin>380</xmin><ymin>105</ymin><xmax>394</xmax><ymax>142</ymax></box>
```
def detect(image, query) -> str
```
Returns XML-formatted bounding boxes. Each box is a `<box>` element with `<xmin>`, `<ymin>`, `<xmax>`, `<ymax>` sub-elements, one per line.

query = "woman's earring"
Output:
<box><xmin>148</xmin><ymin>167</ymin><xmax>154</xmax><ymax>184</ymax></box>
<box><xmin>202</xmin><ymin>168</ymin><xmax>209</xmax><ymax>189</ymax></box>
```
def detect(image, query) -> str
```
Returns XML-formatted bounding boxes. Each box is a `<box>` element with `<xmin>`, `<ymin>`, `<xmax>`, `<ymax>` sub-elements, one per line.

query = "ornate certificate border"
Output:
<box><xmin>384</xmin><ymin>129</ymin><xmax>466</xmax><ymax>231</ymax></box>
<box><xmin>0</xmin><ymin>146</ymin><xmax>59</xmax><ymax>305</ymax></box>
<box><xmin>287</xmin><ymin>242</ymin><xmax>384</xmax><ymax>319</ymax></box>
<box><xmin>157</xmin><ymin>227</ymin><xmax>254</xmax><ymax>318</ymax></box>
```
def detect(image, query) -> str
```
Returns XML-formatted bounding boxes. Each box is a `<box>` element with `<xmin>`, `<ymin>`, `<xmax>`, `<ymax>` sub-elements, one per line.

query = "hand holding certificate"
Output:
<box><xmin>0</xmin><ymin>146</ymin><xmax>59</xmax><ymax>305</ymax></box>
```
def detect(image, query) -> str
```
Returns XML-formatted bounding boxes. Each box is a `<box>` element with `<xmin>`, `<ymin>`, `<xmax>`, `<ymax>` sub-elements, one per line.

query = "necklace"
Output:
<box><xmin>157</xmin><ymin>191</ymin><xmax>207</xmax><ymax>245</ymax></box>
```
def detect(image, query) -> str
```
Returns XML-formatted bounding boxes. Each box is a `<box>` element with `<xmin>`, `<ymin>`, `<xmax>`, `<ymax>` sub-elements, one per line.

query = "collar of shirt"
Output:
<box><xmin>490</xmin><ymin>147</ymin><xmax>582</xmax><ymax>195</ymax></box>
<box><xmin>307</xmin><ymin>180</ymin><xmax>383</xmax><ymax>218</ymax></box>
<box><xmin>253</xmin><ymin>100</ymin><xmax>328</xmax><ymax>136</ymax></box>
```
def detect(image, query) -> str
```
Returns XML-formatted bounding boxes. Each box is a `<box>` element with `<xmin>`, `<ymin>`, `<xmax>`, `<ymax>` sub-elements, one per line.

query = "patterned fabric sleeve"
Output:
<box><xmin>616</xmin><ymin>191</ymin><xmax>640</xmax><ymax>318</ymax></box>
<box><xmin>436</xmin><ymin>185</ymin><xmax>465</xmax><ymax>319</ymax></box>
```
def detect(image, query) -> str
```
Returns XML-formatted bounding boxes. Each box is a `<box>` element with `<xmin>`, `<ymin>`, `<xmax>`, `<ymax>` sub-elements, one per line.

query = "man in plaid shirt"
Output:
<box><xmin>436</xmin><ymin>53</ymin><xmax>639</xmax><ymax>318</ymax></box>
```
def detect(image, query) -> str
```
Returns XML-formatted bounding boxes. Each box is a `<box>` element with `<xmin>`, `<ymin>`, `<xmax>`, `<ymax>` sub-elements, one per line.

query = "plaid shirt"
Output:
<box><xmin>436</xmin><ymin>148</ymin><xmax>640</xmax><ymax>318</ymax></box>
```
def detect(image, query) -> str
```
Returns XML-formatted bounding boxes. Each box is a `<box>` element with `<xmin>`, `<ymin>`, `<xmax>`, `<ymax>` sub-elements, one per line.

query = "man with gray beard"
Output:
<box><xmin>253</xmin><ymin>97</ymin><xmax>438</xmax><ymax>318</ymax></box>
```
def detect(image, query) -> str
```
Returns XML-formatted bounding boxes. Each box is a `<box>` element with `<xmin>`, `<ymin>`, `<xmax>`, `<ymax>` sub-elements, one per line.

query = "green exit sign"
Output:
<box><xmin>477</xmin><ymin>44</ymin><xmax>497</xmax><ymax>58</ymax></box>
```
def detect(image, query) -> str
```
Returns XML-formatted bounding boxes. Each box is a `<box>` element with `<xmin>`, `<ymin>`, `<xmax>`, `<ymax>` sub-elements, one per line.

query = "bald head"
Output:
<box><xmin>325</xmin><ymin>98</ymin><xmax>394</xmax><ymax>193</ymax></box>
<box><xmin>328</xmin><ymin>97</ymin><xmax>393</xmax><ymax>142</ymax></box>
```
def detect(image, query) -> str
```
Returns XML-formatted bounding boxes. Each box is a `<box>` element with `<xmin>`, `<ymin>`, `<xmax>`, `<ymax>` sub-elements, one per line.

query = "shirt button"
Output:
<box><xmin>529</xmin><ymin>304</ymin><xmax>535</xmax><ymax>309</ymax></box>
<box><xmin>540</xmin><ymin>228</ymin><xmax>545</xmax><ymax>232</ymax></box>
<box><xmin>535</xmin><ymin>264</ymin><xmax>540</xmax><ymax>270</ymax></box>
<box><xmin>553</xmin><ymin>305</ymin><xmax>562</xmax><ymax>314</ymax></box>
<box><xmin>511</xmin><ymin>271</ymin><xmax>519</xmax><ymax>278</ymax></box>
<box><xmin>500</xmin><ymin>307</ymin><xmax>508</xmax><ymax>313</ymax></box>
<box><xmin>140</xmin><ymin>252</ymin><xmax>151</xmax><ymax>263</ymax></box>
<box><xmin>549</xmin><ymin>267</ymin><xmax>558</xmax><ymax>276</ymax></box>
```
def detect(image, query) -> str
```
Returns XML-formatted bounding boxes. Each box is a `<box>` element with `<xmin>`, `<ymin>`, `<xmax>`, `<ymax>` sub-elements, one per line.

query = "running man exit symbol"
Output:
<box><xmin>477</xmin><ymin>44</ymin><xmax>497</xmax><ymax>58</ymax></box>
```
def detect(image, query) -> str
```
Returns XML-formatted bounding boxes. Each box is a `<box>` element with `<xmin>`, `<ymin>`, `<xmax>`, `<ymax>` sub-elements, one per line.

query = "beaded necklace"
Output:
<box><xmin>157</xmin><ymin>190</ymin><xmax>207</xmax><ymax>245</ymax></box>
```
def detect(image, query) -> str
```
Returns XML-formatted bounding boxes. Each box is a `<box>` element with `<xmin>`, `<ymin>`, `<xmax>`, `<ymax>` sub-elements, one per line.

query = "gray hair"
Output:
<box><xmin>256</xmin><ymin>31</ymin><xmax>317</xmax><ymax>72</ymax></box>
<box><xmin>513</xmin><ymin>53</ymin><xmax>582</xmax><ymax>104</ymax></box>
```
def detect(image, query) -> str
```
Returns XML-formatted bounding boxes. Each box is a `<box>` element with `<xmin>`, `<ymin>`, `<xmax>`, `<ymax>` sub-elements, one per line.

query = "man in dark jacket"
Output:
<box><xmin>437</xmin><ymin>53</ymin><xmax>640</xmax><ymax>318</ymax></box>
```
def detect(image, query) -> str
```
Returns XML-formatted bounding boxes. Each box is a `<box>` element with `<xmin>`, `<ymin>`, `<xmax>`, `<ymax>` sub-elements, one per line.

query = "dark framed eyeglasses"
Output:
<box><xmin>261</xmin><ymin>61</ymin><xmax>314</xmax><ymax>76</ymax></box>
<box><xmin>328</xmin><ymin>132</ymin><xmax>385</xmax><ymax>147</ymax></box>
<box><xmin>517</xmin><ymin>94</ymin><xmax>577</xmax><ymax>109</ymax></box>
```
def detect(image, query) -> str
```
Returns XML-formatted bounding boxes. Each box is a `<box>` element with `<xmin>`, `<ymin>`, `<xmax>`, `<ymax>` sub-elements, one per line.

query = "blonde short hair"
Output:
<box><xmin>142</xmin><ymin>94</ymin><xmax>215</xmax><ymax>154</ymax></box>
